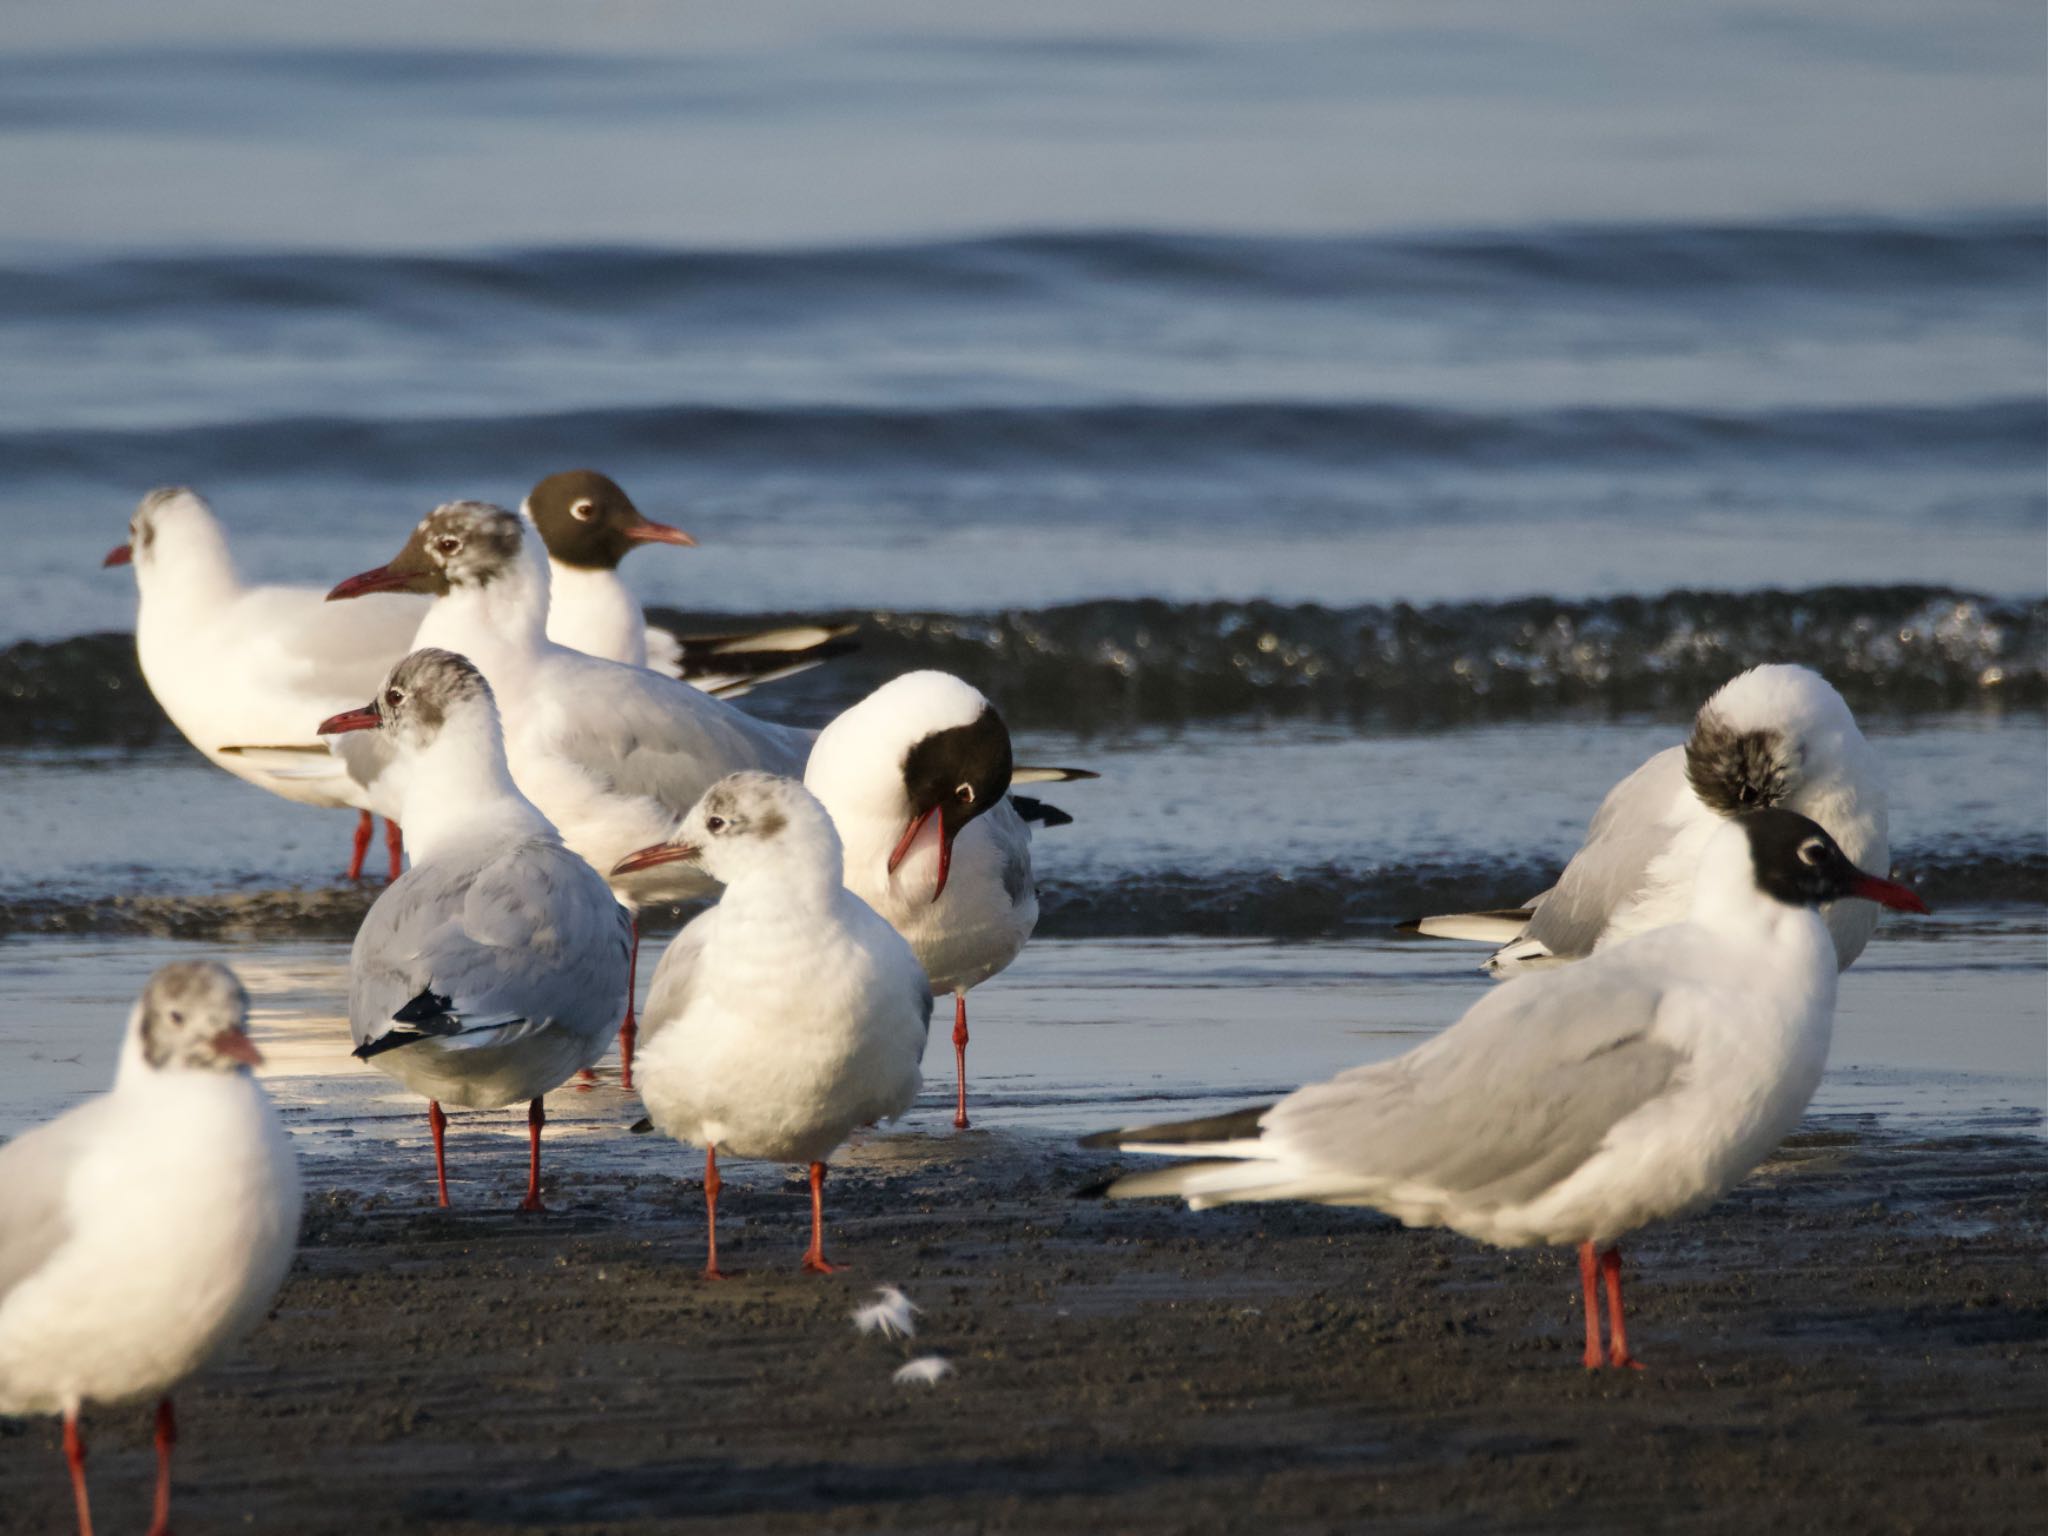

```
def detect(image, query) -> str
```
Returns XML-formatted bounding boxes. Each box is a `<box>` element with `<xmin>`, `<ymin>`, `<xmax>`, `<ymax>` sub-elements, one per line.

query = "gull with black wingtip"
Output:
<box><xmin>1410</xmin><ymin>664</ymin><xmax>1889</xmax><ymax>975</ymax></box>
<box><xmin>1087</xmin><ymin>808</ymin><xmax>1929</xmax><ymax>1370</ymax></box>
<box><xmin>323</xmin><ymin>648</ymin><xmax>631</xmax><ymax>1209</ymax></box>
<box><xmin>0</xmin><ymin>961</ymin><xmax>300</xmax><ymax>1536</ymax></box>
<box><xmin>805</xmin><ymin>671</ymin><xmax>1093</xmax><ymax>1130</ymax></box>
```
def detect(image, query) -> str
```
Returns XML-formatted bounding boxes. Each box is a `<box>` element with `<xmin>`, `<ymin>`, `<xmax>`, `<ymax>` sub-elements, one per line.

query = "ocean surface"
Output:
<box><xmin>1</xmin><ymin>0</ymin><xmax>2043</xmax><ymax>1142</ymax></box>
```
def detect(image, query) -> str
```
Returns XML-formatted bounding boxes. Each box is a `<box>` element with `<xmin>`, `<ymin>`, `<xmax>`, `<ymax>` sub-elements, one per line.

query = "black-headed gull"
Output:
<box><xmin>526</xmin><ymin>469</ymin><xmax>858</xmax><ymax>695</ymax></box>
<box><xmin>1087</xmin><ymin>809</ymin><xmax>1928</xmax><ymax>1368</ymax></box>
<box><xmin>806</xmin><ymin>671</ymin><xmax>1089</xmax><ymax>1129</ymax></box>
<box><xmin>1411</xmin><ymin>664</ymin><xmax>1889</xmax><ymax>974</ymax></box>
<box><xmin>327</xmin><ymin>502</ymin><xmax>809</xmax><ymax>1086</ymax></box>
<box><xmin>614</xmin><ymin>773</ymin><xmax>930</xmax><ymax>1276</ymax></box>
<box><xmin>105</xmin><ymin>486</ymin><xmax>416</xmax><ymax>881</ymax></box>
<box><xmin>0</xmin><ymin>961</ymin><xmax>300</xmax><ymax>1536</ymax></box>
<box><xmin>322</xmin><ymin>648</ymin><xmax>632</xmax><ymax>1210</ymax></box>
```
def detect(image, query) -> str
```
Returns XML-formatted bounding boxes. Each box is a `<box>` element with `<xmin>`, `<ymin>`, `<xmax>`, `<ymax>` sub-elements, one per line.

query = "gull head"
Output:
<box><xmin>328</xmin><ymin>501</ymin><xmax>527</xmax><ymax>601</ymax></box>
<box><xmin>1685</xmin><ymin>664</ymin><xmax>1868</xmax><ymax>819</ymax></box>
<box><xmin>317</xmin><ymin>647</ymin><xmax>495</xmax><ymax>755</ymax></box>
<box><xmin>525</xmin><ymin>469</ymin><xmax>695</xmax><ymax>572</ymax></box>
<box><xmin>806</xmin><ymin>671</ymin><xmax>1014</xmax><ymax>904</ymax></box>
<box><xmin>1699</xmin><ymin>808</ymin><xmax>1926</xmax><ymax>918</ymax></box>
<box><xmin>133</xmin><ymin>960</ymin><xmax>263</xmax><ymax>1074</ymax></box>
<box><xmin>104</xmin><ymin>485</ymin><xmax>224</xmax><ymax>575</ymax></box>
<box><xmin>611</xmin><ymin>771</ymin><xmax>841</xmax><ymax>887</ymax></box>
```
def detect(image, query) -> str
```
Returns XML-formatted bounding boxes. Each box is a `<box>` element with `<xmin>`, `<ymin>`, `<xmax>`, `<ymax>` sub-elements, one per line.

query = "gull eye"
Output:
<box><xmin>571</xmin><ymin>499</ymin><xmax>596</xmax><ymax>522</ymax></box>
<box><xmin>955</xmin><ymin>782</ymin><xmax>975</xmax><ymax>805</ymax></box>
<box><xmin>435</xmin><ymin>536</ymin><xmax>462</xmax><ymax>556</ymax></box>
<box><xmin>705</xmin><ymin>815</ymin><xmax>727</xmax><ymax>834</ymax></box>
<box><xmin>1798</xmin><ymin>838</ymin><xmax>1828</xmax><ymax>866</ymax></box>
<box><xmin>168</xmin><ymin>1010</ymin><xmax>184</xmax><ymax>1025</ymax></box>
<box><xmin>384</xmin><ymin>688</ymin><xmax>405</xmax><ymax>709</ymax></box>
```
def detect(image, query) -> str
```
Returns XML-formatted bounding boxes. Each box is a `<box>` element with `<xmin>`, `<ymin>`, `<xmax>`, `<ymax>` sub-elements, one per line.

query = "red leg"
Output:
<box><xmin>1600</xmin><ymin>1246</ymin><xmax>1644</xmax><ymax>1369</ymax></box>
<box><xmin>518</xmin><ymin>1097</ymin><xmax>546</xmax><ymax>1213</ymax></box>
<box><xmin>800</xmin><ymin>1162</ymin><xmax>842</xmax><ymax>1274</ymax></box>
<box><xmin>1577</xmin><ymin>1241</ymin><xmax>1603</xmax><ymax>1370</ymax></box>
<box><xmin>346</xmin><ymin>810</ymin><xmax>373</xmax><ymax>881</ymax></box>
<box><xmin>63</xmin><ymin>1408</ymin><xmax>92</xmax><ymax>1536</ymax></box>
<box><xmin>702</xmin><ymin>1145</ymin><xmax>728</xmax><ymax>1279</ymax></box>
<box><xmin>384</xmin><ymin>818</ymin><xmax>404</xmax><ymax>883</ymax></box>
<box><xmin>427</xmin><ymin>1100</ymin><xmax>450</xmax><ymax>1209</ymax></box>
<box><xmin>951</xmin><ymin>992</ymin><xmax>970</xmax><ymax>1130</ymax></box>
<box><xmin>619</xmin><ymin>915</ymin><xmax>640</xmax><ymax>1092</ymax></box>
<box><xmin>147</xmin><ymin>1397</ymin><xmax>175</xmax><ymax>1536</ymax></box>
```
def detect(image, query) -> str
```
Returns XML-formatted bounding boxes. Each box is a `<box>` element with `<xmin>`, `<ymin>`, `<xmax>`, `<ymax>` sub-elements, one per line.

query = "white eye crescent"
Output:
<box><xmin>571</xmin><ymin>499</ymin><xmax>596</xmax><ymax>522</ymax></box>
<box><xmin>1798</xmin><ymin>838</ymin><xmax>1827</xmax><ymax>866</ymax></box>
<box><xmin>955</xmin><ymin>783</ymin><xmax>975</xmax><ymax>805</ymax></box>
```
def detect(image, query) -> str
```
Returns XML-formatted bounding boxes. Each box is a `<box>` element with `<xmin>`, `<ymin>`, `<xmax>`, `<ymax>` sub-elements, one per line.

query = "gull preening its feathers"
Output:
<box><xmin>807</xmin><ymin>671</ymin><xmax>1092</xmax><ymax>1130</ymax></box>
<box><xmin>1089</xmin><ymin>809</ymin><xmax>1928</xmax><ymax>1369</ymax></box>
<box><xmin>1410</xmin><ymin>664</ymin><xmax>1889</xmax><ymax>975</ymax></box>
<box><xmin>0</xmin><ymin>961</ymin><xmax>301</xmax><ymax>1536</ymax></box>
<box><xmin>616</xmin><ymin>772</ymin><xmax>931</xmax><ymax>1277</ymax></box>
<box><xmin>326</xmin><ymin>648</ymin><xmax>632</xmax><ymax>1211</ymax></box>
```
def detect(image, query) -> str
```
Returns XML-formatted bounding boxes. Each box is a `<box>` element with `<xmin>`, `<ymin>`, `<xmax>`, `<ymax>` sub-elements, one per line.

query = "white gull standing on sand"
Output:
<box><xmin>524</xmin><ymin>468</ymin><xmax>856</xmax><ymax>693</ymax></box>
<box><xmin>615</xmin><ymin>773</ymin><xmax>930</xmax><ymax>1276</ymax></box>
<box><xmin>0</xmin><ymin>961</ymin><xmax>301</xmax><ymax>1536</ymax></box>
<box><xmin>1088</xmin><ymin>809</ymin><xmax>1928</xmax><ymax>1369</ymax></box>
<box><xmin>1410</xmin><ymin>664</ymin><xmax>1889</xmax><ymax>974</ymax></box>
<box><xmin>327</xmin><ymin>502</ymin><xmax>809</xmax><ymax>1085</ymax></box>
<box><xmin>806</xmin><ymin>671</ymin><xmax>1092</xmax><ymax>1129</ymax></box>
<box><xmin>323</xmin><ymin>648</ymin><xmax>631</xmax><ymax>1210</ymax></box>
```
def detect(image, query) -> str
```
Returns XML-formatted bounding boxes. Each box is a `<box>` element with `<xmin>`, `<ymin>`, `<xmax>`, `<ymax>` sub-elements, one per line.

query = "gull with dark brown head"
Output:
<box><xmin>1089</xmin><ymin>809</ymin><xmax>1929</xmax><ymax>1370</ymax></box>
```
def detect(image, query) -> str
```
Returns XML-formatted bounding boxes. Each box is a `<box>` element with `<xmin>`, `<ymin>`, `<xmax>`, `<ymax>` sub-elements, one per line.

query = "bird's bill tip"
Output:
<box><xmin>1852</xmin><ymin>873</ymin><xmax>1930</xmax><ymax>915</ymax></box>
<box><xmin>610</xmin><ymin>841</ymin><xmax>698</xmax><ymax>876</ymax></box>
<box><xmin>102</xmin><ymin>543</ymin><xmax>133</xmax><ymax>567</ymax></box>
<box><xmin>325</xmin><ymin>564</ymin><xmax>417</xmax><ymax>601</ymax></box>
<box><xmin>316</xmin><ymin>705</ymin><xmax>381</xmax><ymax>736</ymax></box>
<box><xmin>624</xmin><ymin>519</ymin><xmax>697</xmax><ymax>548</ymax></box>
<box><xmin>212</xmin><ymin>1028</ymin><xmax>264</xmax><ymax>1067</ymax></box>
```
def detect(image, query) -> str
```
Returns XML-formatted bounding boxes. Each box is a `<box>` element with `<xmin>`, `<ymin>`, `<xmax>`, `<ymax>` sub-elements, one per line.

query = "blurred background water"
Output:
<box><xmin>1</xmin><ymin>0</ymin><xmax>2042</xmax><ymax>1132</ymax></box>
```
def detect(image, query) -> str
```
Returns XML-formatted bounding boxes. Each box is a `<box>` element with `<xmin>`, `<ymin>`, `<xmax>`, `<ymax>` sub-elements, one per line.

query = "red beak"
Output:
<box><xmin>103</xmin><ymin>543</ymin><xmax>133</xmax><ymax>567</ymax></box>
<box><xmin>212</xmin><ymin>1029</ymin><xmax>264</xmax><ymax>1067</ymax></box>
<box><xmin>326</xmin><ymin>565</ymin><xmax>418</xmax><ymax>601</ymax></box>
<box><xmin>1849</xmin><ymin>873</ymin><xmax>1930</xmax><ymax>915</ymax></box>
<box><xmin>887</xmin><ymin>805</ymin><xmax>953</xmax><ymax>902</ymax></box>
<box><xmin>317</xmin><ymin>705</ymin><xmax>381</xmax><ymax>735</ymax></box>
<box><xmin>610</xmin><ymin>841</ymin><xmax>700</xmax><ymax>877</ymax></box>
<box><xmin>623</xmin><ymin>520</ymin><xmax>696</xmax><ymax>548</ymax></box>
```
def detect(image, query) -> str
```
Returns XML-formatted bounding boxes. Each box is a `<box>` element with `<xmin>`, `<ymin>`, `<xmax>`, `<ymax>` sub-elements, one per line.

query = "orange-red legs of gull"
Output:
<box><xmin>951</xmin><ymin>993</ymin><xmax>971</xmax><ymax>1129</ymax></box>
<box><xmin>701</xmin><ymin>1145</ymin><xmax>728</xmax><ymax>1279</ymax></box>
<box><xmin>1577</xmin><ymin>1241</ymin><xmax>1645</xmax><ymax>1370</ymax></box>
<box><xmin>427</xmin><ymin>1100</ymin><xmax>450</xmax><ymax>1208</ymax></box>
<box><xmin>148</xmin><ymin>1398</ymin><xmax>175</xmax><ymax>1536</ymax></box>
<box><xmin>346</xmin><ymin>812</ymin><xmax>405</xmax><ymax>883</ymax></box>
<box><xmin>63</xmin><ymin>1409</ymin><xmax>92</xmax><ymax>1536</ymax></box>
<box><xmin>585</xmin><ymin>914</ymin><xmax>640</xmax><ymax>1089</ymax></box>
<box><xmin>801</xmin><ymin>1162</ymin><xmax>843</xmax><ymax>1274</ymax></box>
<box><xmin>519</xmin><ymin>1098</ymin><xmax>546</xmax><ymax>1213</ymax></box>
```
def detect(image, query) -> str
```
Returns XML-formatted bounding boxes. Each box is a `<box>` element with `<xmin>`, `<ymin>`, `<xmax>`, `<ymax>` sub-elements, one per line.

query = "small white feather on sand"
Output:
<box><xmin>893</xmin><ymin>1356</ymin><xmax>954</xmax><ymax>1386</ymax></box>
<box><xmin>851</xmin><ymin>1286</ymin><xmax>922</xmax><ymax>1339</ymax></box>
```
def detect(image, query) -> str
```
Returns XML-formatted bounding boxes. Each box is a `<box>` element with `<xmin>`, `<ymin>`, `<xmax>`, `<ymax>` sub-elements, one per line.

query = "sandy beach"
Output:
<box><xmin>2</xmin><ymin>1118</ymin><xmax>2040</xmax><ymax>1535</ymax></box>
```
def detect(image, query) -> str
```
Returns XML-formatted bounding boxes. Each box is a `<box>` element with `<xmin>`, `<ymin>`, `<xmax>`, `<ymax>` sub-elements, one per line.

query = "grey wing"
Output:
<box><xmin>1265</xmin><ymin>962</ymin><xmax>1685</xmax><ymax>1209</ymax></box>
<box><xmin>639</xmin><ymin>910</ymin><xmax>716</xmax><ymax>1050</ymax></box>
<box><xmin>550</xmin><ymin>653</ymin><xmax>812</xmax><ymax>816</ymax></box>
<box><xmin>1520</xmin><ymin>747</ymin><xmax>1689</xmax><ymax>960</ymax></box>
<box><xmin>0</xmin><ymin>1099</ymin><xmax>116</xmax><ymax>1303</ymax></box>
<box><xmin>988</xmin><ymin>797</ymin><xmax>1037</xmax><ymax>910</ymax></box>
<box><xmin>351</xmin><ymin>841</ymin><xmax>630</xmax><ymax>1051</ymax></box>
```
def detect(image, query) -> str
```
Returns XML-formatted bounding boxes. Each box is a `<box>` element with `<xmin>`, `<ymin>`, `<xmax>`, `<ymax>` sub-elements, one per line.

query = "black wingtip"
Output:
<box><xmin>1010</xmin><ymin>795</ymin><xmax>1075</xmax><ymax>828</ymax></box>
<box><xmin>1080</xmin><ymin>1104</ymin><xmax>1275</xmax><ymax>1150</ymax></box>
<box><xmin>1078</xmin><ymin>1127</ymin><xmax>1130</xmax><ymax>1150</ymax></box>
<box><xmin>629</xmin><ymin>1117</ymin><xmax>654</xmax><ymax>1135</ymax></box>
<box><xmin>1396</xmin><ymin>915</ymin><xmax>1427</xmax><ymax>934</ymax></box>
<box><xmin>1074</xmin><ymin>1174</ymin><xmax>1120</xmax><ymax>1200</ymax></box>
<box><xmin>392</xmin><ymin>987</ymin><xmax>455</xmax><ymax>1026</ymax></box>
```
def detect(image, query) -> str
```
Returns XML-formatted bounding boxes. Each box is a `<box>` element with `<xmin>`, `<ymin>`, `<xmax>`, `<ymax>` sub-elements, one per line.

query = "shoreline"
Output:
<box><xmin>3</xmin><ymin>1122</ymin><xmax>2041</xmax><ymax>1534</ymax></box>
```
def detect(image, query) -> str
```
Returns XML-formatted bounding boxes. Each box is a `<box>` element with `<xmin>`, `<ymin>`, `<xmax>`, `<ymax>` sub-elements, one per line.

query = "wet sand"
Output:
<box><xmin>3</xmin><ymin>1122</ymin><xmax>2041</xmax><ymax>1535</ymax></box>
